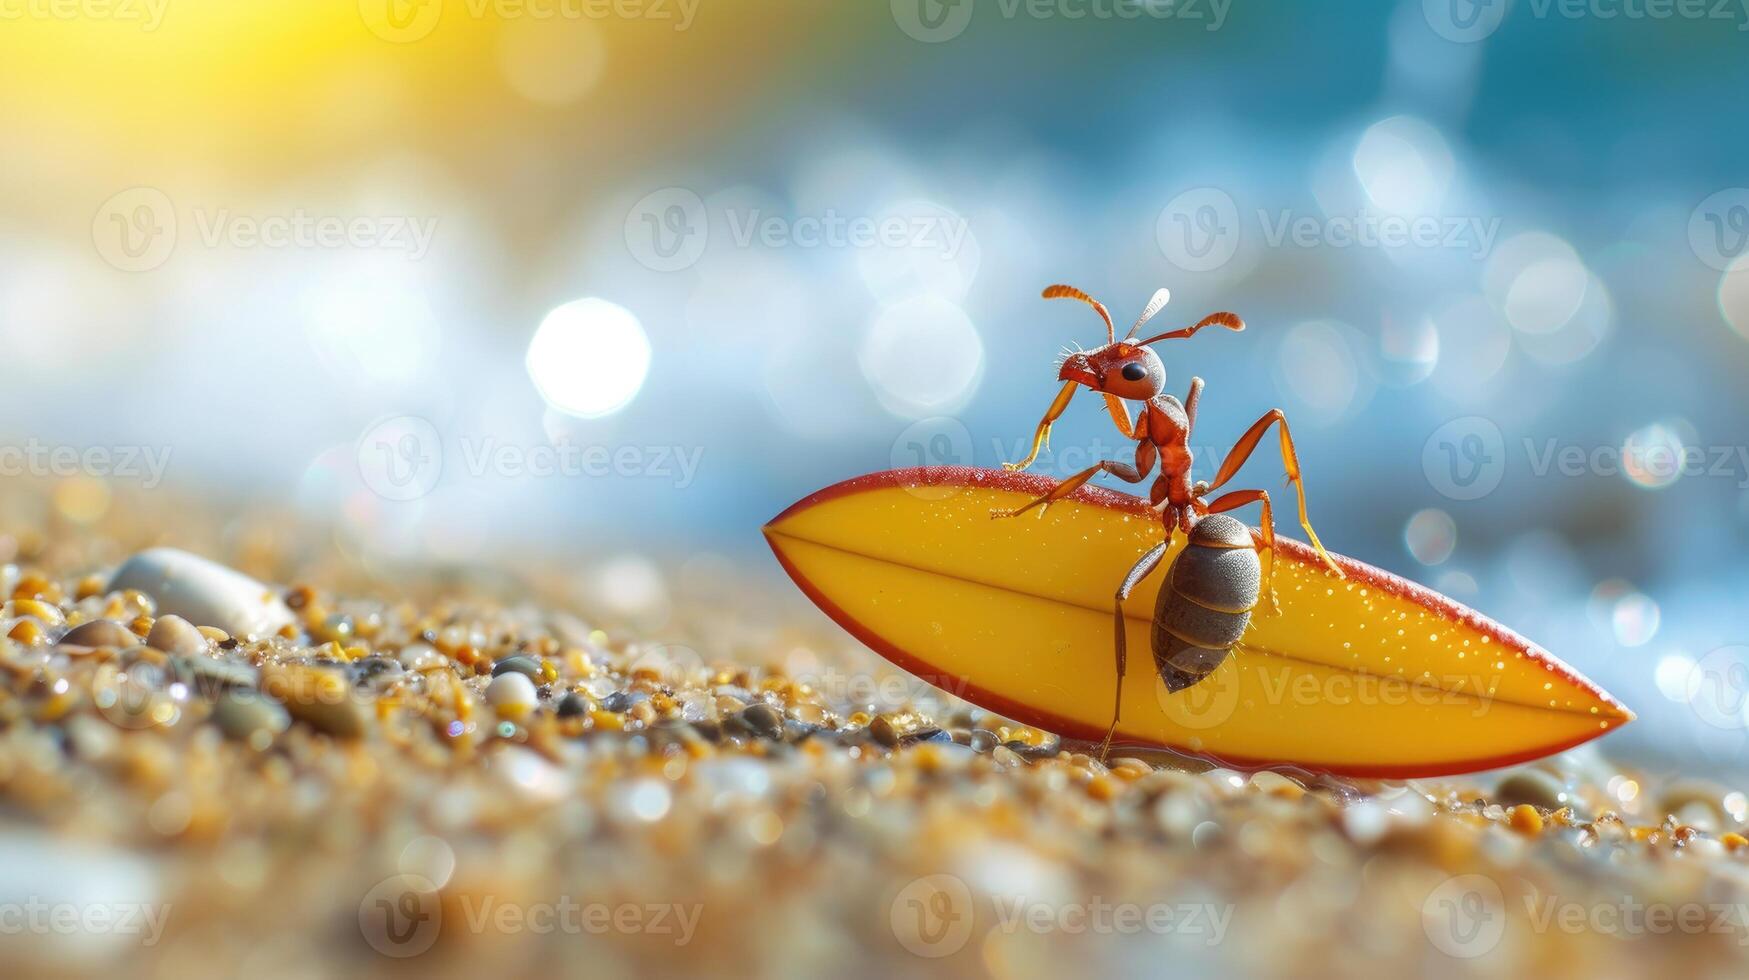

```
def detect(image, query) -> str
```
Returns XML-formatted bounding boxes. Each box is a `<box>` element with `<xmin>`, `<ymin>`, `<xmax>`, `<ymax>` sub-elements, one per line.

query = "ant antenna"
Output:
<box><xmin>1137</xmin><ymin>311</ymin><xmax>1245</xmax><ymax>346</ymax></box>
<box><xmin>1123</xmin><ymin>288</ymin><xmax>1171</xmax><ymax>340</ymax></box>
<box><xmin>1042</xmin><ymin>284</ymin><xmax>1113</xmax><ymax>345</ymax></box>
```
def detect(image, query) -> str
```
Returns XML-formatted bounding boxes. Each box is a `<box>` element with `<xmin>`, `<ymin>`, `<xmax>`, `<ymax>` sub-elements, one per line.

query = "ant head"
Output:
<box><xmin>1058</xmin><ymin>343</ymin><xmax>1165</xmax><ymax>399</ymax></box>
<box><xmin>1042</xmin><ymin>284</ymin><xmax>1244</xmax><ymax>399</ymax></box>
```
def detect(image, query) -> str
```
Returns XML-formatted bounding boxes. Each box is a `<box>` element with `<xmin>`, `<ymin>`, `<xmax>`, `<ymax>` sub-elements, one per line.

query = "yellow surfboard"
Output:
<box><xmin>764</xmin><ymin>466</ymin><xmax>1632</xmax><ymax>777</ymax></box>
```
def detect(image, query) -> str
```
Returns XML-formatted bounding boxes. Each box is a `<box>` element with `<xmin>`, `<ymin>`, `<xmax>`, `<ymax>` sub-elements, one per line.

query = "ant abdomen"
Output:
<box><xmin>1151</xmin><ymin>514</ymin><xmax>1261</xmax><ymax>693</ymax></box>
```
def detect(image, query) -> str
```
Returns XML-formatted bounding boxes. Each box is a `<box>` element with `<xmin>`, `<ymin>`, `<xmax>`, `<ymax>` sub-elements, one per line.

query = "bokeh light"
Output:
<box><xmin>526</xmin><ymin>298</ymin><xmax>652</xmax><ymax>419</ymax></box>
<box><xmin>859</xmin><ymin>294</ymin><xmax>984</xmax><ymax>418</ymax></box>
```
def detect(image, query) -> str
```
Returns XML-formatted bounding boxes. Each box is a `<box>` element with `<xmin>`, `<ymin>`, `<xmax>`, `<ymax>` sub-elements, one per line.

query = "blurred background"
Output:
<box><xmin>3</xmin><ymin>0</ymin><xmax>1749</xmax><ymax>771</ymax></box>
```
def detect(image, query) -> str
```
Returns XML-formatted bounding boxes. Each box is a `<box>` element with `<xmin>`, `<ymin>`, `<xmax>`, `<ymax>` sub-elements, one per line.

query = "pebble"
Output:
<box><xmin>59</xmin><ymin>620</ymin><xmax>140</xmax><ymax>649</ymax></box>
<box><xmin>260</xmin><ymin>664</ymin><xmax>367</xmax><ymax>738</ymax></box>
<box><xmin>869</xmin><ymin>715</ymin><xmax>901</xmax><ymax>748</ymax></box>
<box><xmin>740</xmin><ymin>703</ymin><xmax>784</xmax><ymax>739</ymax></box>
<box><xmin>109</xmin><ymin>548</ymin><xmax>295</xmax><ymax>639</ymax></box>
<box><xmin>172</xmin><ymin>655</ymin><xmax>260</xmax><ymax>694</ymax></box>
<box><xmin>555</xmin><ymin>692</ymin><xmax>589</xmax><ymax>718</ymax></box>
<box><xmin>212</xmin><ymin>689</ymin><xmax>290</xmax><ymax>745</ymax></box>
<box><xmin>1494</xmin><ymin>769</ymin><xmax>1568</xmax><ymax>811</ymax></box>
<box><xmin>491</xmin><ymin>655</ymin><xmax>542</xmax><ymax>681</ymax></box>
<box><xmin>1657</xmin><ymin>780</ymin><xmax>1728</xmax><ymax>825</ymax></box>
<box><xmin>602</xmin><ymin>690</ymin><xmax>640</xmax><ymax>713</ymax></box>
<box><xmin>486</xmin><ymin>672</ymin><xmax>539</xmax><ymax>717</ymax></box>
<box><xmin>145</xmin><ymin>614</ymin><xmax>208</xmax><ymax>656</ymax></box>
<box><xmin>397</xmin><ymin>643</ymin><xmax>444</xmax><ymax>671</ymax></box>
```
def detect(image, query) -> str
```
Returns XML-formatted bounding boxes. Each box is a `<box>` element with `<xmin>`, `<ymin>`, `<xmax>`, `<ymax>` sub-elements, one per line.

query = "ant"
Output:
<box><xmin>993</xmin><ymin>284</ymin><xmax>1344</xmax><ymax>758</ymax></box>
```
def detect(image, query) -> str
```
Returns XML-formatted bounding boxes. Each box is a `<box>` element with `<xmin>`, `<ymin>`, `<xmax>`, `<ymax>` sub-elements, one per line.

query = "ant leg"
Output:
<box><xmin>1205</xmin><ymin>489</ymin><xmax>1280</xmax><ymax>615</ymax></box>
<box><xmin>1003</xmin><ymin>381</ymin><xmax>1078</xmax><ymax>472</ymax></box>
<box><xmin>1101</xmin><ymin>539</ymin><xmax>1169</xmax><ymax>761</ymax></box>
<box><xmin>1206</xmin><ymin>409</ymin><xmax>1343</xmax><ymax>578</ymax></box>
<box><xmin>992</xmin><ymin>449</ymin><xmax>1154</xmax><ymax>520</ymax></box>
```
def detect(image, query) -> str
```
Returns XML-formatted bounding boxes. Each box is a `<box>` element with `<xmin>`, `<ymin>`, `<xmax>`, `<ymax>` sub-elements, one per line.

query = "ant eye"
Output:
<box><xmin>1121</xmin><ymin>362</ymin><xmax>1147</xmax><ymax>382</ymax></box>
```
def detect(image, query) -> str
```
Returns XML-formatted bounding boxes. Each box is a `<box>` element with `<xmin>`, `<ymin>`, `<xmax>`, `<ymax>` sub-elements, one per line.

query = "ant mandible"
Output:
<box><xmin>992</xmin><ymin>284</ymin><xmax>1345</xmax><ymax>757</ymax></box>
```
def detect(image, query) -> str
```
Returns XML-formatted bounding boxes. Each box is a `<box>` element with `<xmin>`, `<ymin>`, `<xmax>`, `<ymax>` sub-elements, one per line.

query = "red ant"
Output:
<box><xmin>993</xmin><ymin>284</ymin><xmax>1344</xmax><ymax>758</ymax></box>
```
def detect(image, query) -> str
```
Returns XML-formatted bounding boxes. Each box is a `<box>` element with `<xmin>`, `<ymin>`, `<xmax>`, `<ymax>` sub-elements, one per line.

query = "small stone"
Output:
<box><xmin>397</xmin><ymin>643</ymin><xmax>444</xmax><ymax>671</ymax></box>
<box><xmin>491</xmin><ymin>655</ymin><xmax>542</xmax><ymax>680</ymax></box>
<box><xmin>59</xmin><ymin>620</ymin><xmax>139</xmax><ymax>649</ymax></box>
<box><xmin>261</xmin><ymin>664</ymin><xmax>367</xmax><ymax>738</ymax></box>
<box><xmin>172</xmin><ymin>655</ymin><xmax>259</xmax><ymax>695</ymax></box>
<box><xmin>145</xmin><ymin>614</ymin><xmax>207</xmax><ymax>656</ymax></box>
<box><xmin>740</xmin><ymin>703</ymin><xmax>784</xmax><ymax>739</ymax></box>
<box><xmin>1508</xmin><ymin>803</ymin><xmax>1545</xmax><ymax>835</ymax></box>
<box><xmin>969</xmin><ymin>730</ymin><xmax>998</xmax><ymax>753</ymax></box>
<box><xmin>109</xmin><ymin>548</ymin><xmax>294</xmax><ymax>639</ymax></box>
<box><xmin>869</xmin><ymin>716</ymin><xmax>901</xmax><ymax>748</ymax></box>
<box><xmin>1658</xmin><ymin>780</ymin><xmax>1729</xmax><ymax>826</ymax></box>
<box><xmin>212</xmin><ymin>689</ymin><xmax>290</xmax><ymax>745</ymax></box>
<box><xmin>555</xmin><ymin>692</ymin><xmax>589</xmax><ymax>718</ymax></box>
<box><xmin>601</xmin><ymin>691</ymin><xmax>637</xmax><ymax>713</ymax></box>
<box><xmin>1494</xmin><ymin>769</ymin><xmax>1567</xmax><ymax>811</ymax></box>
<box><xmin>487</xmin><ymin>672</ymin><xmax>539</xmax><ymax>717</ymax></box>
